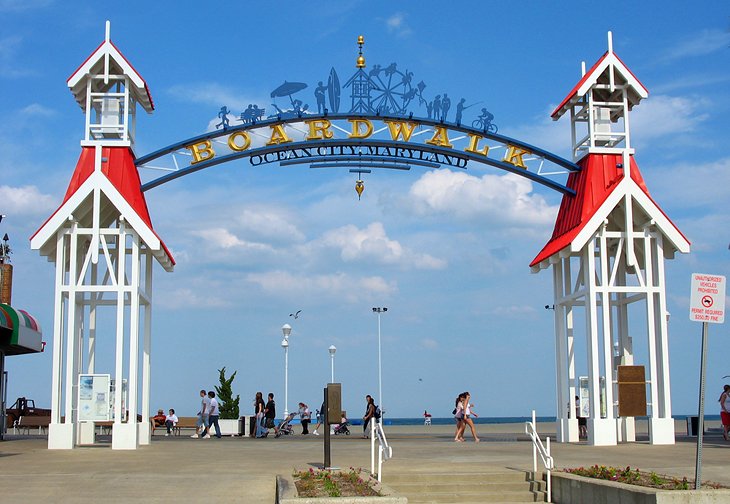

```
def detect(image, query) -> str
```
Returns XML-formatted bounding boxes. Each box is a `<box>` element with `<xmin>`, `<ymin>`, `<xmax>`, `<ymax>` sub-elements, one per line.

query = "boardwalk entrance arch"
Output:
<box><xmin>31</xmin><ymin>25</ymin><xmax>688</xmax><ymax>449</ymax></box>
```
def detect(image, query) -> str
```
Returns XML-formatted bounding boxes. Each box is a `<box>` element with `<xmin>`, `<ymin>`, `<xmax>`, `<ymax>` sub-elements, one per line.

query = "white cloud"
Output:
<box><xmin>385</xmin><ymin>13</ymin><xmax>412</xmax><ymax>37</ymax></box>
<box><xmin>0</xmin><ymin>185</ymin><xmax>56</xmax><ymax>215</ymax></box>
<box><xmin>246</xmin><ymin>270</ymin><xmax>396</xmax><ymax>302</ymax></box>
<box><xmin>0</xmin><ymin>0</ymin><xmax>53</xmax><ymax>12</ymax></box>
<box><xmin>501</xmin><ymin>108</ymin><xmax>572</xmax><ymax>158</ymax></box>
<box><xmin>168</xmin><ymin>82</ymin><xmax>265</xmax><ymax>113</ymax></box>
<box><xmin>659</xmin><ymin>29</ymin><xmax>730</xmax><ymax>62</ymax></box>
<box><xmin>310</xmin><ymin>222</ymin><xmax>446</xmax><ymax>270</ymax></box>
<box><xmin>400</xmin><ymin>169</ymin><xmax>558</xmax><ymax>226</ymax></box>
<box><xmin>645</xmin><ymin>157</ymin><xmax>730</xmax><ymax>211</ymax></box>
<box><xmin>155</xmin><ymin>287</ymin><xmax>230</xmax><ymax>310</ymax></box>
<box><xmin>491</xmin><ymin>305</ymin><xmax>537</xmax><ymax>318</ymax></box>
<box><xmin>630</xmin><ymin>94</ymin><xmax>709</xmax><ymax>142</ymax></box>
<box><xmin>237</xmin><ymin>208</ymin><xmax>305</xmax><ymax>242</ymax></box>
<box><xmin>192</xmin><ymin>228</ymin><xmax>273</xmax><ymax>252</ymax></box>
<box><xmin>21</xmin><ymin>103</ymin><xmax>55</xmax><ymax>116</ymax></box>
<box><xmin>0</xmin><ymin>35</ymin><xmax>35</xmax><ymax>78</ymax></box>
<box><xmin>420</xmin><ymin>338</ymin><xmax>439</xmax><ymax>350</ymax></box>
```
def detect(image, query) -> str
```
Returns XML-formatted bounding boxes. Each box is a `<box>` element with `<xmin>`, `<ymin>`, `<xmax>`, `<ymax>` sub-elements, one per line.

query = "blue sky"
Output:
<box><xmin>1</xmin><ymin>1</ymin><xmax>729</xmax><ymax>420</ymax></box>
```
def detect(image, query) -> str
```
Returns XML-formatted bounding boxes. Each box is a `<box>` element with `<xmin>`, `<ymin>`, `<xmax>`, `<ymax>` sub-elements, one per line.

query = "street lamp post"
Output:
<box><xmin>328</xmin><ymin>345</ymin><xmax>337</xmax><ymax>383</ymax></box>
<box><xmin>372</xmin><ymin>307</ymin><xmax>387</xmax><ymax>415</ymax></box>
<box><xmin>282</xmin><ymin>324</ymin><xmax>292</xmax><ymax>417</ymax></box>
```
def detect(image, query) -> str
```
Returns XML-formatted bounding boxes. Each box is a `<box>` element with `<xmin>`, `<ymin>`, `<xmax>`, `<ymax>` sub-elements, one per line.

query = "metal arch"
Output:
<box><xmin>136</xmin><ymin>113</ymin><xmax>579</xmax><ymax>195</ymax></box>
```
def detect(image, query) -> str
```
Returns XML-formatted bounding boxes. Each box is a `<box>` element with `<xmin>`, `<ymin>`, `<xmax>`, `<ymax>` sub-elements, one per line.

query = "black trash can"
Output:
<box><xmin>686</xmin><ymin>416</ymin><xmax>700</xmax><ymax>436</ymax></box>
<box><xmin>248</xmin><ymin>416</ymin><xmax>257</xmax><ymax>437</ymax></box>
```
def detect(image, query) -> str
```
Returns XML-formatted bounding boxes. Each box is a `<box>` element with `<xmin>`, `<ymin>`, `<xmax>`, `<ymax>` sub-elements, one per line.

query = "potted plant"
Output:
<box><xmin>215</xmin><ymin>367</ymin><xmax>240</xmax><ymax>435</ymax></box>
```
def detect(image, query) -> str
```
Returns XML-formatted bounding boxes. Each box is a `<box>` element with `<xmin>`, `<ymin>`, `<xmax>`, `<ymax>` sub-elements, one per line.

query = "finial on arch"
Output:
<box><xmin>105</xmin><ymin>20</ymin><xmax>111</xmax><ymax>43</ymax></box>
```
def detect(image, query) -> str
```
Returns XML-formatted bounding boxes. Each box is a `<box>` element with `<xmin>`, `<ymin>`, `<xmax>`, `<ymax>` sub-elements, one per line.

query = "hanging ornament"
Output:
<box><xmin>355</xmin><ymin>179</ymin><xmax>364</xmax><ymax>200</ymax></box>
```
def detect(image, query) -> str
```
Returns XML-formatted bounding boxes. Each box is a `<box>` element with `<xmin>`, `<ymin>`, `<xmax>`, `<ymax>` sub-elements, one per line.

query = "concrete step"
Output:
<box><xmin>401</xmin><ymin>490</ymin><xmax>543</xmax><ymax>503</ymax></box>
<box><xmin>387</xmin><ymin>470</ymin><xmax>547</xmax><ymax>503</ymax></box>
<box><xmin>386</xmin><ymin>471</ymin><xmax>530</xmax><ymax>484</ymax></box>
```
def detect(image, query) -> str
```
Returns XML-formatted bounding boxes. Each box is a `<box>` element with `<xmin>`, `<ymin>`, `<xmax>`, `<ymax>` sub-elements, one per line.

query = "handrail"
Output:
<box><xmin>525</xmin><ymin>410</ymin><xmax>554</xmax><ymax>503</ymax></box>
<box><xmin>370</xmin><ymin>420</ymin><xmax>392</xmax><ymax>482</ymax></box>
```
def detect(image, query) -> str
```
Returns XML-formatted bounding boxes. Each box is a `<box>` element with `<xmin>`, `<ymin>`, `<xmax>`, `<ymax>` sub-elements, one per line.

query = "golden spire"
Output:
<box><xmin>356</xmin><ymin>35</ymin><xmax>366</xmax><ymax>68</ymax></box>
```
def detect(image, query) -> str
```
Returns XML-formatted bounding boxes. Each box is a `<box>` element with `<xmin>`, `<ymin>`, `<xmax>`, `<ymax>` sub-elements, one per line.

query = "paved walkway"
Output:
<box><xmin>1</xmin><ymin>421</ymin><xmax>728</xmax><ymax>503</ymax></box>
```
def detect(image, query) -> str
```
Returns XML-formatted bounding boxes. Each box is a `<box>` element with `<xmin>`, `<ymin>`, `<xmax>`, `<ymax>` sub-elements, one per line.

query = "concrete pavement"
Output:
<box><xmin>1</xmin><ymin>420</ymin><xmax>728</xmax><ymax>503</ymax></box>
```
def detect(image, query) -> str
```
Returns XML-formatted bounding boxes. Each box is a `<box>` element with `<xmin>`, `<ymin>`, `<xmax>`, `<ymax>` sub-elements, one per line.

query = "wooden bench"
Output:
<box><xmin>15</xmin><ymin>415</ymin><xmax>51</xmax><ymax>435</ymax></box>
<box><xmin>150</xmin><ymin>416</ymin><xmax>199</xmax><ymax>436</ymax></box>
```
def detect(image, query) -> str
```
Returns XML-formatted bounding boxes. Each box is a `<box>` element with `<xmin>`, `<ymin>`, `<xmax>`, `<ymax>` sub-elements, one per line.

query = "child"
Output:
<box><xmin>165</xmin><ymin>408</ymin><xmax>178</xmax><ymax>437</ymax></box>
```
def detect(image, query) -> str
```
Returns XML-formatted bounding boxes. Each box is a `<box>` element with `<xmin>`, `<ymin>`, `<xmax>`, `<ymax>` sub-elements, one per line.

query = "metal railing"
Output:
<box><xmin>525</xmin><ymin>410</ymin><xmax>554</xmax><ymax>502</ymax></box>
<box><xmin>370</xmin><ymin>420</ymin><xmax>392</xmax><ymax>482</ymax></box>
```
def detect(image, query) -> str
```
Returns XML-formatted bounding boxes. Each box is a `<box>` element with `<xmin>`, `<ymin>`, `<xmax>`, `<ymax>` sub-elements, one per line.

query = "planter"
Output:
<box><xmin>552</xmin><ymin>472</ymin><xmax>730</xmax><ymax>504</ymax></box>
<box><xmin>276</xmin><ymin>474</ymin><xmax>407</xmax><ymax>504</ymax></box>
<box><xmin>217</xmin><ymin>418</ymin><xmax>241</xmax><ymax>436</ymax></box>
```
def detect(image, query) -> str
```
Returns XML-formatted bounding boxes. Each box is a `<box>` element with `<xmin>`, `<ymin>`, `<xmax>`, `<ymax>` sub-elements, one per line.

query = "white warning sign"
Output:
<box><xmin>690</xmin><ymin>273</ymin><xmax>725</xmax><ymax>324</ymax></box>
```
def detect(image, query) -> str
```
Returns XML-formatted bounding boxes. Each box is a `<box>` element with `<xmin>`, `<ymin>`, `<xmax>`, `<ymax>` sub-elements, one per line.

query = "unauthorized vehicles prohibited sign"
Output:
<box><xmin>690</xmin><ymin>273</ymin><xmax>726</xmax><ymax>324</ymax></box>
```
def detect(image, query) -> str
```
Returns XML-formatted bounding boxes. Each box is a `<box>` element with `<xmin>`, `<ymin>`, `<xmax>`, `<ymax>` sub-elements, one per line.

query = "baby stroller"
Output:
<box><xmin>275</xmin><ymin>412</ymin><xmax>297</xmax><ymax>438</ymax></box>
<box><xmin>333</xmin><ymin>418</ymin><xmax>350</xmax><ymax>435</ymax></box>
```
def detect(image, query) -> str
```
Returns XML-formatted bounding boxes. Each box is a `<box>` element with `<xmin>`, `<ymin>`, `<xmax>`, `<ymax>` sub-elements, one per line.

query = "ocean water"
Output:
<box><xmin>283</xmin><ymin>414</ymin><xmax>720</xmax><ymax>426</ymax></box>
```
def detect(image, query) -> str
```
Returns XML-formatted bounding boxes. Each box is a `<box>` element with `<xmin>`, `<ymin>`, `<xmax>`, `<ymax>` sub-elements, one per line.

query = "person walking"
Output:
<box><xmin>206</xmin><ymin>391</ymin><xmax>222</xmax><ymax>439</ymax></box>
<box><xmin>453</xmin><ymin>393</ymin><xmax>466</xmax><ymax>442</ymax></box>
<box><xmin>298</xmin><ymin>402</ymin><xmax>311</xmax><ymax>435</ymax></box>
<box><xmin>254</xmin><ymin>391</ymin><xmax>266</xmax><ymax>438</ymax></box>
<box><xmin>362</xmin><ymin>395</ymin><xmax>376</xmax><ymax>438</ymax></box>
<box><xmin>265</xmin><ymin>393</ymin><xmax>279</xmax><ymax>436</ymax></box>
<box><xmin>192</xmin><ymin>389</ymin><xmax>210</xmax><ymax>438</ymax></box>
<box><xmin>719</xmin><ymin>384</ymin><xmax>730</xmax><ymax>441</ymax></box>
<box><xmin>312</xmin><ymin>400</ymin><xmax>325</xmax><ymax>435</ymax></box>
<box><xmin>460</xmin><ymin>392</ymin><xmax>480</xmax><ymax>443</ymax></box>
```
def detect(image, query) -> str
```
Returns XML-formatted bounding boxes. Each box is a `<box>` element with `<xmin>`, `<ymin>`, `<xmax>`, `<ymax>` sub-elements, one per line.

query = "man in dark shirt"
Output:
<box><xmin>265</xmin><ymin>393</ymin><xmax>279</xmax><ymax>436</ymax></box>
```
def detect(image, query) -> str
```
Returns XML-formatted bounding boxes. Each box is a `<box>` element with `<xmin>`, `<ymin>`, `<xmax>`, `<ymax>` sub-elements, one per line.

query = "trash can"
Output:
<box><xmin>248</xmin><ymin>416</ymin><xmax>258</xmax><ymax>437</ymax></box>
<box><xmin>686</xmin><ymin>416</ymin><xmax>700</xmax><ymax>436</ymax></box>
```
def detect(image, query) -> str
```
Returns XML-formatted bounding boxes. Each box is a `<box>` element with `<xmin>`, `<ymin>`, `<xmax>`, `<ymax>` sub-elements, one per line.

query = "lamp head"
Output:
<box><xmin>282</xmin><ymin>323</ymin><xmax>292</xmax><ymax>337</ymax></box>
<box><xmin>329</xmin><ymin>345</ymin><xmax>337</xmax><ymax>355</ymax></box>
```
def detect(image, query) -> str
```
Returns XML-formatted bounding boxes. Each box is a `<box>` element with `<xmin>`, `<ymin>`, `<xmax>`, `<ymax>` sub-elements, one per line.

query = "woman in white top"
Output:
<box><xmin>461</xmin><ymin>392</ymin><xmax>480</xmax><ymax>443</ymax></box>
<box><xmin>454</xmin><ymin>393</ymin><xmax>466</xmax><ymax>442</ymax></box>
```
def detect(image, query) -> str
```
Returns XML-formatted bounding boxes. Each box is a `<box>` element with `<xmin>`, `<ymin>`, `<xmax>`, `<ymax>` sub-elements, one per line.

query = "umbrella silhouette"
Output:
<box><xmin>271</xmin><ymin>81</ymin><xmax>308</xmax><ymax>107</ymax></box>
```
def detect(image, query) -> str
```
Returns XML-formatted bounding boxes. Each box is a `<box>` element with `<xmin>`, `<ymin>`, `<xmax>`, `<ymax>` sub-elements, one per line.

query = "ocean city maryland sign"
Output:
<box><xmin>136</xmin><ymin>38</ymin><xmax>580</xmax><ymax>195</ymax></box>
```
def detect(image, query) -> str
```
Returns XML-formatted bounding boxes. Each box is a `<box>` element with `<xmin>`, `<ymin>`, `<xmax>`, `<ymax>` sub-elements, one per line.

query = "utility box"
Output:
<box><xmin>326</xmin><ymin>383</ymin><xmax>341</xmax><ymax>424</ymax></box>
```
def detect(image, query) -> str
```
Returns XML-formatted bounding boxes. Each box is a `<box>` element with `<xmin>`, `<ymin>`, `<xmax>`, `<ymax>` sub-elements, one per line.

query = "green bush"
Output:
<box><xmin>215</xmin><ymin>367</ymin><xmax>240</xmax><ymax>419</ymax></box>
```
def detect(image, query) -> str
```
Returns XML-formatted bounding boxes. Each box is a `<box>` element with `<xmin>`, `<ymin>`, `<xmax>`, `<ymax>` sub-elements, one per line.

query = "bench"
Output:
<box><xmin>14</xmin><ymin>415</ymin><xmax>51</xmax><ymax>435</ymax></box>
<box><xmin>150</xmin><ymin>416</ymin><xmax>199</xmax><ymax>436</ymax></box>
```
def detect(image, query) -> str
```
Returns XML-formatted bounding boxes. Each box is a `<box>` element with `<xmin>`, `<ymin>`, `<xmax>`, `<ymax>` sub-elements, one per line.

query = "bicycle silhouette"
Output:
<box><xmin>472</xmin><ymin>116</ymin><xmax>498</xmax><ymax>134</ymax></box>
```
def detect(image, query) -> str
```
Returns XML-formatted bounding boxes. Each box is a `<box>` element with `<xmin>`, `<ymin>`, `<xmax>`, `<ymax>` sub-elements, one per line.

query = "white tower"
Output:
<box><xmin>31</xmin><ymin>22</ymin><xmax>173</xmax><ymax>450</ymax></box>
<box><xmin>531</xmin><ymin>33</ymin><xmax>690</xmax><ymax>446</ymax></box>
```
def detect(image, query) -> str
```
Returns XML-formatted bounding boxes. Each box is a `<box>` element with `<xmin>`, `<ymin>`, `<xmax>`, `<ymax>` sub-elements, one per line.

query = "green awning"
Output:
<box><xmin>0</xmin><ymin>303</ymin><xmax>43</xmax><ymax>355</ymax></box>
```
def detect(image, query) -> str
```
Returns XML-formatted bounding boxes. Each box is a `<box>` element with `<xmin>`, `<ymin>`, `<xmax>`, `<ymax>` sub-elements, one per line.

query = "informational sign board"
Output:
<box><xmin>78</xmin><ymin>374</ymin><xmax>111</xmax><ymax>422</ymax></box>
<box><xmin>690</xmin><ymin>273</ymin><xmax>726</xmax><ymax>324</ymax></box>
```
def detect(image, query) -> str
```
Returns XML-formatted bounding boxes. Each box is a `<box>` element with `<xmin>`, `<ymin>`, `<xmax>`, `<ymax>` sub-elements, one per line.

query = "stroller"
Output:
<box><xmin>275</xmin><ymin>412</ymin><xmax>297</xmax><ymax>438</ymax></box>
<box><xmin>333</xmin><ymin>417</ymin><xmax>350</xmax><ymax>435</ymax></box>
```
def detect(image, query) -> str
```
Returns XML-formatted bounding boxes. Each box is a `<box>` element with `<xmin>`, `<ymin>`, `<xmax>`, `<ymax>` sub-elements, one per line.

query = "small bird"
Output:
<box><xmin>289</xmin><ymin>310</ymin><xmax>302</xmax><ymax>319</ymax></box>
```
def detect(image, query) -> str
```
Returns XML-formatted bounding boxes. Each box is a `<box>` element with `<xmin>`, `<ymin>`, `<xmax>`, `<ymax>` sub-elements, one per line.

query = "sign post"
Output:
<box><xmin>689</xmin><ymin>273</ymin><xmax>725</xmax><ymax>489</ymax></box>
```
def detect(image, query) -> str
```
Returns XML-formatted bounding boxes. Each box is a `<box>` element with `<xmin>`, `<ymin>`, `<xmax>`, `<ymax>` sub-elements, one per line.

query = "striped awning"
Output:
<box><xmin>0</xmin><ymin>303</ymin><xmax>43</xmax><ymax>355</ymax></box>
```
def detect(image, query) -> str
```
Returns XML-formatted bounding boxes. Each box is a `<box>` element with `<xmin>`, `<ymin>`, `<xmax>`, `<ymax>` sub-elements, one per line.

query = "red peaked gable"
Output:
<box><xmin>34</xmin><ymin>146</ymin><xmax>174</xmax><ymax>266</ymax></box>
<box><xmin>530</xmin><ymin>154</ymin><xmax>649</xmax><ymax>267</ymax></box>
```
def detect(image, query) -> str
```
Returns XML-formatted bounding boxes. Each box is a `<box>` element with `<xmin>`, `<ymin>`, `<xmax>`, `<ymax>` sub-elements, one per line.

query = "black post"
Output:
<box><xmin>694</xmin><ymin>322</ymin><xmax>709</xmax><ymax>489</ymax></box>
<box><xmin>323</xmin><ymin>386</ymin><xmax>331</xmax><ymax>468</ymax></box>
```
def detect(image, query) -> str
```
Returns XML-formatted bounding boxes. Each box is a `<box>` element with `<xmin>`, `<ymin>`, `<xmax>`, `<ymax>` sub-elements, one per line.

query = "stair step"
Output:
<box><xmin>387</xmin><ymin>470</ymin><xmax>546</xmax><ymax>503</ymax></box>
<box><xmin>390</xmin><ymin>482</ymin><xmax>536</xmax><ymax>493</ymax></box>
<box><xmin>398</xmin><ymin>490</ymin><xmax>542</xmax><ymax>503</ymax></box>
<box><xmin>386</xmin><ymin>471</ymin><xmax>529</xmax><ymax>483</ymax></box>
